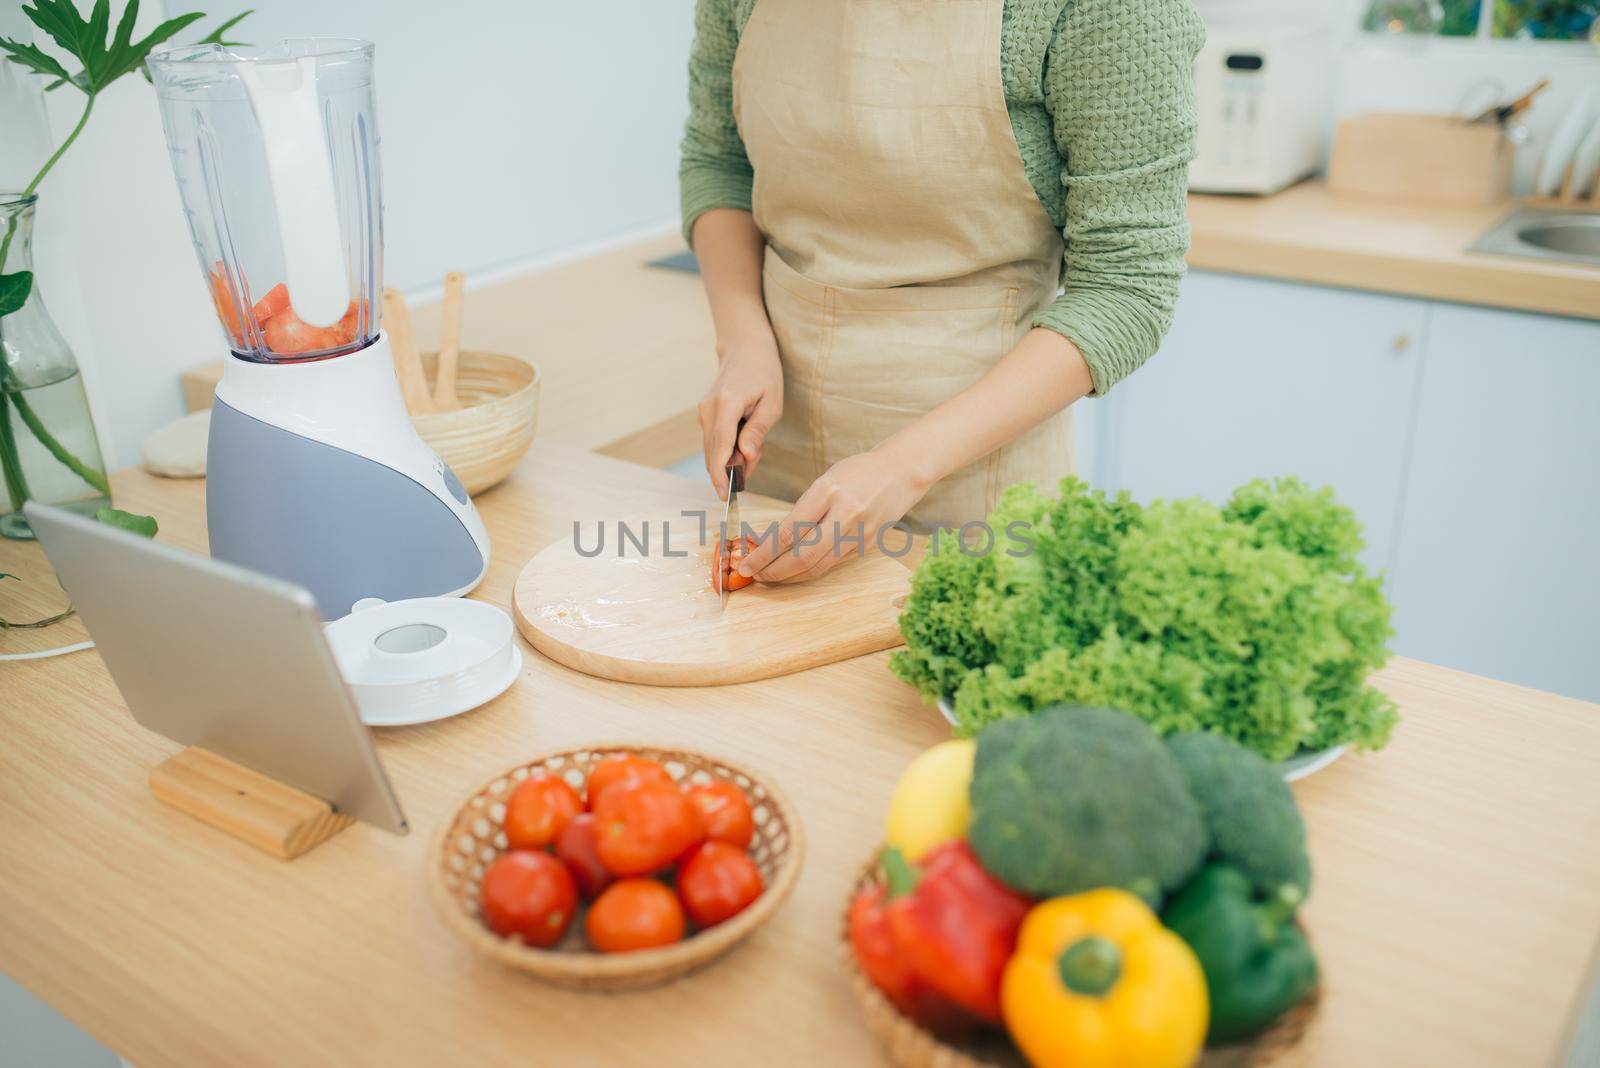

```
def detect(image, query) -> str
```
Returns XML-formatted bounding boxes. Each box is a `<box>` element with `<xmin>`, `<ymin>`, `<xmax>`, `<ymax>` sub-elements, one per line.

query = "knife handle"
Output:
<box><xmin>727</xmin><ymin>418</ymin><xmax>747</xmax><ymax>493</ymax></box>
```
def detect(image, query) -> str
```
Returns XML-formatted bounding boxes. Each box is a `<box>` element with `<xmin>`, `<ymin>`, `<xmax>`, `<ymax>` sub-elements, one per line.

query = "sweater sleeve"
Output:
<box><xmin>1033</xmin><ymin>0</ymin><xmax>1205</xmax><ymax>395</ymax></box>
<box><xmin>679</xmin><ymin>0</ymin><xmax>754</xmax><ymax>244</ymax></box>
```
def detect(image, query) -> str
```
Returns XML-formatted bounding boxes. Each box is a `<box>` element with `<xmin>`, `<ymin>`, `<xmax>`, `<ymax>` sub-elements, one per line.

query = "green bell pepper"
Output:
<box><xmin>1161</xmin><ymin>863</ymin><xmax>1318</xmax><ymax>1045</ymax></box>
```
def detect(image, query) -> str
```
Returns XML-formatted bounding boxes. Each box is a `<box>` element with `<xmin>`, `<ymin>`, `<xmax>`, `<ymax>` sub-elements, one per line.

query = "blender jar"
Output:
<box><xmin>148</xmin><ymin>39</ymin><xmax>382</xmax><ymax>362</ymax></box>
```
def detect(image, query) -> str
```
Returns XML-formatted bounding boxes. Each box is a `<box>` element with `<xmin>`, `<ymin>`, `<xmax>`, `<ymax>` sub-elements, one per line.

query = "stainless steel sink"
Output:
<box><xmin>1470</xmin><ymin>209</ymin><xmax>1600</xmax><ymax>268</ymax></box>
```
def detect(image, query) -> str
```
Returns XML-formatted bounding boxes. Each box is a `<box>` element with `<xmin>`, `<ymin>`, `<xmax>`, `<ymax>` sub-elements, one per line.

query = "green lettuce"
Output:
<box><xmin>890</xmin><ymin>477</ymin><xmax>1397</xmax><ymax>761</ymax></box>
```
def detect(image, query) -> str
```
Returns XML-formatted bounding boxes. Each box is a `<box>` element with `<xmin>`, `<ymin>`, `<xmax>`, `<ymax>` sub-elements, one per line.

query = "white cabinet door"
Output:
<box><xmin>1390</xmin><ymin>304</ymin><xmax>1600</xmax><ymax>702</ymax></box>
<box><xmin>1095</xmin><ymin>271</ymin><xmax>1427</xmax><ymax>573</ymax></box>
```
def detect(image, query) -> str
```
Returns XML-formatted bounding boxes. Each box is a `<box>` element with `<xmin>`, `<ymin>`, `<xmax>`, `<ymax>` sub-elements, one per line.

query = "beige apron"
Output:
<box><xmin>731</xmin><ymin>0</ymin><xmax>1075</xmax><ymax>530</ymax></box>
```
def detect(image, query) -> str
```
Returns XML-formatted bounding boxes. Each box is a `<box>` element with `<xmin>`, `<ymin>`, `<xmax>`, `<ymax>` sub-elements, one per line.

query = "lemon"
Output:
<box><xmin>885</xmin><ymin>738</ymin><xmax>977</xmax><ymax>861</ymax></box>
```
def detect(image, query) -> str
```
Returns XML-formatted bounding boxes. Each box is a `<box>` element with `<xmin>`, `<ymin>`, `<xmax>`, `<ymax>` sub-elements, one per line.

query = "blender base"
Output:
<box><xmin>206</xmin><ymin>334</ymin><xmax>490</xmax><ymax>619</ymax></box>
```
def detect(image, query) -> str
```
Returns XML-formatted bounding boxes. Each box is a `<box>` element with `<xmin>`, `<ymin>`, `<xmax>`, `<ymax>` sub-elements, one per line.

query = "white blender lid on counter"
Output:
<box><xmin>149</xmin><ymin>39</ymin><xmax>490</xmax><ymax>619</ymax></box>
<box><xmin>327</xmin><ymin>598</ymin><xmax>522</xmax><ymax>727</ymax></box>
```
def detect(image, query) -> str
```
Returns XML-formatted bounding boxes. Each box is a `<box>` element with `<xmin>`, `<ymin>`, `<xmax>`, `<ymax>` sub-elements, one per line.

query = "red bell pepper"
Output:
<box><xmin>882</xmin><ymin>841</ymin><xmax>1031</xmax><ymax>1024</ymax></box>
<box><xmin>848</xmin><ymin>878</ymin><xmax>976</xmax><ymax>1037</ymax></box>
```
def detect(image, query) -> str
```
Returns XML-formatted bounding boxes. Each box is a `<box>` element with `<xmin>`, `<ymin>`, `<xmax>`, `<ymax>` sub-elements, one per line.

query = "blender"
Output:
<box><xmin>148</xmin><ymin>39</ymin><xmax>489</xmax><ymax>618</ymax></box>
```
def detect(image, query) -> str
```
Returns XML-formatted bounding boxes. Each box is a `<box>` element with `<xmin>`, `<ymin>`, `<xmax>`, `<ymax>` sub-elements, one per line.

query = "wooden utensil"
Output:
<box><xmin>512</xmin><ymin>498</ymin><xmax>910</xmax><ymax>686</ymax></box>
<box><xmin>1471</xmin><ymin>77</ymin><xmax>1550</xmax><ymax>125</ymax></box>
<box><xmin>433</xmin><ymin>271</ymin><xmax>465</xmax><ymax>411</ymax></box>
<box><xmin>383</xmin><ymin>287</ymin><xmax>434</xmax><ymax>414</ymax></box>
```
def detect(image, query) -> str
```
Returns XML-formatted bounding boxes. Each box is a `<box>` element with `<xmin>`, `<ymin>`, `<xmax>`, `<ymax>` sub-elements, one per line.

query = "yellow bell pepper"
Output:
<box><xmin>1001</xmin><ymin>888</ymin><xmax>1208</xmax><ymax>1068</ymax></box>
<box><xmin>884</xmin><ymin>738</ymin><xmax>975</xmax><ymax>862</ymax></box>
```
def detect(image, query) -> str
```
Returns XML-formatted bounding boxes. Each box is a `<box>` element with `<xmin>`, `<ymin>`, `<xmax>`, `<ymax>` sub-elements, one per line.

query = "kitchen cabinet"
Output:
<box><xmin>1086</xmin><ymin>271</ymin><xmax>1426</xmax><ymax>573</ymax></box>
<box><xmin>1389</xmin><ymin>305</ymin><xmax>1600</xmax><ymax>702</ymax></box>
<box><xmin>1081</xmin><ymin>270</ymin><xmax>1600</xmax><ymax>702</ymax></box>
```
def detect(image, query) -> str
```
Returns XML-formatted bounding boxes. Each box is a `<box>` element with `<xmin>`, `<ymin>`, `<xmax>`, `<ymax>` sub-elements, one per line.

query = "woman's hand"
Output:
<box><xmin>737</xmin><ymin>448</ymin><xmax>929</xmax><ymax>584</ymax></box>
<box><xmin>699</xmin><ymin>332</ymin><xmax>783</xmax><ymax>501</ymax></box>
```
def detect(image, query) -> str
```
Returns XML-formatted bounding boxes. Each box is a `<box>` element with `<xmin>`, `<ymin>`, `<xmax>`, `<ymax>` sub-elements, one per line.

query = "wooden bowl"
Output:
<box><xmin>411</xmin><ymin>350</ymin><xmax>539</xmax><ymax>495</ymax></box>
<box><xmin>431</xmin><ymin>744</ymin><xmax>804</xmax><ymax>991</ymax></box>
<box><xmin>841</xmin><ymin>853</ymin><xmax>1319</xmax><ymax>1068</ymax></box>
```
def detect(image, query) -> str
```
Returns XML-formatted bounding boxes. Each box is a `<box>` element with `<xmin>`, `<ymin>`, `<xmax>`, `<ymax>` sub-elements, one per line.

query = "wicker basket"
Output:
<box><xmin>431</xmin><ymin>744</ymin><xmax>804</xmax><ymax>991</ymax></box>
<box><xmin>841</xmin><ymin>853</ymin><xmax>1320</xmax><ymax>1068</ymax></box>
<box><xmin>410</xmin><ymin>350</ymin><xmax>539</xmax><ymax>496</ymax></box>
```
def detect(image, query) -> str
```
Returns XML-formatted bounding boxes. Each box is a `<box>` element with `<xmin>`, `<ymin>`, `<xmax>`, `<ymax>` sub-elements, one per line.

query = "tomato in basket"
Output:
<box><xmin>677</xmin><ymin>841</ymin><xmax>763</xmax><ymax>928</ymax></box>
<box><xmin>505</xmin><ymin>774</ymin><xmax>584</xmax><ymax>851</ymax></box>
<box><xmin>480</xmin><ymin>851</ymin><xmax>577</xmax><ymax>948</ymax></box>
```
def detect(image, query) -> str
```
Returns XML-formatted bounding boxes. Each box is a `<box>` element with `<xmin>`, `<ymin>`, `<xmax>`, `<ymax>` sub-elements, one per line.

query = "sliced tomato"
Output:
<box><xmin>251</xmin><ymin>282</ymin><xmax>291</xmax><ymax>324</ymax></box>
<box><xmin>207</xmin><ymin>262</ymin><xmax>245</xmax><ymax>347</ymax></box>
<box><xmin>263</xmin><ymin>308</ymin><xmax>342</xmax><ymax>355</ymax></box>
<box><xmin>332</xmin><ymin>298</ymin><xmax>369</xmax><ymax>345</ymax></box>
<box><xmin>711</xmin><ymin>536</ymin><xmax>756</xmax><ymax>594</ymax></box>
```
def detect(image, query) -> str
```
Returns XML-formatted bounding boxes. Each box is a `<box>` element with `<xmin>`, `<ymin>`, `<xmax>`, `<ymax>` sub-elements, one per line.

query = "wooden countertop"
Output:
<box><xmin>1189</xmin><ymin>182</ymin><xmax>1600</xmax><ymax>321</ymax></box>
<box><xmin>4</xmin><ymin>449</ymin><xmax>1600</xmax><ymax>1067</ymax></box>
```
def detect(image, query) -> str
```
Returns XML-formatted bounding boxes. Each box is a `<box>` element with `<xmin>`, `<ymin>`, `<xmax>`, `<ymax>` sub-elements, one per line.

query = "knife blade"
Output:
<box><xmin>720</xmin><ymin>459</ymin><xmax>745</xmax><ymax>614</ymax></box>
<box><xmin>719</xmin><ymin>435</ymin><xmax>746</xmax><ymax>614</ymax></box>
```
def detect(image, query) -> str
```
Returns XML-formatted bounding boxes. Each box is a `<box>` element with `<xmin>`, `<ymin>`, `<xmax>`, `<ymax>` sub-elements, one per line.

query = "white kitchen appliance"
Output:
<box><xmin>1190</xmin><ymin>23</ymin><xmax>1332</xmax><ymax>195</ymax></box>
<box><xmin>149</xmin><ymin>39</ymin><xmax>489</xmax><ymax>619</ymax></box>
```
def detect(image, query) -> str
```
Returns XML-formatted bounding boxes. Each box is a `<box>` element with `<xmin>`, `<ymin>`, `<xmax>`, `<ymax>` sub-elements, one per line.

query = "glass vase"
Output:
<box><xmin>0</xmin><ymin>193</ymin><xmax>110</xmax><ymax>540</ymax></box>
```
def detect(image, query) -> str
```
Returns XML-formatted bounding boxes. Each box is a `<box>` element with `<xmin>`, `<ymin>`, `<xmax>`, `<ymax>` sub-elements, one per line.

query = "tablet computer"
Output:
<box><xmin>26</xmin><ymin>502</ymin><xmax>408</xmax><ymax>835</ymax></box>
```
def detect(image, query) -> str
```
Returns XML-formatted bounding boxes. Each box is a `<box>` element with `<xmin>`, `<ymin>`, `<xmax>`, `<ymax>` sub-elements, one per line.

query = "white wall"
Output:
<box><xmin>7</xmin><ymin>0</ymin><xmax>695</xmax><ymax>468</ymax></box>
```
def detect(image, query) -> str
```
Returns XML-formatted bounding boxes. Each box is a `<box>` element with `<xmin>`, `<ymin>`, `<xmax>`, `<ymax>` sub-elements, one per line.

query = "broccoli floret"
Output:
<box><xmin>967</xmin><ymin>706</ymin><xmax>1207</xmax><ymax>898</ymax></box>
<box><xmin>1165</xmin><ymin>730</ymin><xmax>1311</xmax><ymax>895</ymax></box>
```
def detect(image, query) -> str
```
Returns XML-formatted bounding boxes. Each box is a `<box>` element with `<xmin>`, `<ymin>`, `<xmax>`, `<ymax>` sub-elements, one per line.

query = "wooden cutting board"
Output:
<box><xmin>512</xmin><ymin>498</ymin><xmax>911</xmax><ymax>686</ymax></box>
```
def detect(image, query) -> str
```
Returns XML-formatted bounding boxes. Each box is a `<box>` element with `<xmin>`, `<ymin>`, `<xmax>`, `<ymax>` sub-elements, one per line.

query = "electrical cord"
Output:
<box><xmin>0</xmin><ymin>640</ymin><xmax>95</xmax><ymax>661</ymax></box>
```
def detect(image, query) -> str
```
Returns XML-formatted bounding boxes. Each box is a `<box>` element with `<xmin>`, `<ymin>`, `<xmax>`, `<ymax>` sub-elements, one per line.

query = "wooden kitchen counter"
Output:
<box><xmin>4</xmin><ymin>449</ymin><xmax>1600</xmax><ymax>1067</ymax></box>
<box><xmin>1189</xmin><ymin>181</ymin><xmax>1600</xmax><ymax>321</ymax></box>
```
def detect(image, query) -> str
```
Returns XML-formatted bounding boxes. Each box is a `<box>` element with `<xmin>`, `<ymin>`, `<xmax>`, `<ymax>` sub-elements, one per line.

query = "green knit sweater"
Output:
<box><xmin>680</xmin><ymin>0</ymin><xmax>1205</xmax><ymax>395</ymax></box>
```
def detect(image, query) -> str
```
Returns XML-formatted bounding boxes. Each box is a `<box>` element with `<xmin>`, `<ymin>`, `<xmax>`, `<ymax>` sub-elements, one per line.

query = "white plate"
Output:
<box><xmin>935</xmin><ymin>697</ymin><xmax>1348</xmax><ymax>782</ymax></box>
<box><xmin>1537</xmin><ymin>89</ymin><xmax>1597</xmax><ymax>197</ymax></box>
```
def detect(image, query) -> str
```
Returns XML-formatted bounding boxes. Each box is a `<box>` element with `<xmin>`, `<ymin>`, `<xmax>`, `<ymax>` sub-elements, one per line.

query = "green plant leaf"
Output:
<box><xmin>197</xmin><ymin>9</ymin><xmax>251</xmax><ymax>46</ymax></box>
<box><xmin>20</xmin><ymin>0</ymin><xmax>91</xmax><ymax>70</ymax></box>
<box><xmin>0</xmin><ymin>36</ymin><xmax>73</xmax><ymax>84</ymax></box>
<box><xmin>0</xmin><ymin>272</ymin><xmax>33</xmax><ymax>318</ymax></box>
<box><xmin>13</xmin><ymin>0</ymin><xmax>207</xmax><ymax>95</ymax></box>
<box><xmin>96</xmin><ymin>507</ymin><xmax>158</xmax><ymax>538</ymax></box>
<box><xmin>82</xmin><ymin>0</ymin><xmax>111</xmax><ymax>85</ymax></box>
<box><xmin>106</xmin><ymin>10</ymin><xmax>204</xmax><ymax>88</ymax></box>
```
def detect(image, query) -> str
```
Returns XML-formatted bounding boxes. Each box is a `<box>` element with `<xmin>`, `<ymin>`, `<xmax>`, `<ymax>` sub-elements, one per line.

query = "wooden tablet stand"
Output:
<box><xmin>148</xmin><ymin>747</ymin><xmax>353</xmax><ymax>860</ymax></box>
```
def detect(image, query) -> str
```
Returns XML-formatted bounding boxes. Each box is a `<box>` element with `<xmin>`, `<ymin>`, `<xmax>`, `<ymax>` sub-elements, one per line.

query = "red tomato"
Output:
<box><xmin>262</xmin><ymin>308</ymin><xmax>341</xmax><ymax>355</ymax></box>
<box><xmin>677</xmin><ymin>841</ymin><xmax>763</xmax><ymax>928</ymax></box>
<box><xmin>683</xmin><ymin>780</ymin><xmax>755</xmax><ymax>850</ymax></box>
<box><xmin>710</xmin><ymin>536</ymin><xmax>756</xmax><ymax>593</ymax></box>
<box><xmin>584</xmin><ymin>754</ymin><xmax>673</xmax><ymax>809</ymax></box>
<box><xmin>251</xmin><ymin>282</ymin><xmax>291</xmax><ymax>324</ymax></box>
<box><xmin>554</xmin><ymin>812</ymin><xmax>614</xmax><ymax>900</ymax></box>
<box><xmin>592</xmin><ymin>780</ymin><xmax>704</xmax><ymax>876</ymax></box>
<box><xmin>504</xmin><ymin>774</ymin><xmax>583</xmax><ymax>851</ymax></box>
<box><xmin>479</xmin><ymin>851</ymin><xmax>577</xmax><ymax>948</ymax></box>
<box><xmin>585</xmin><ymin>878</ymin><xmax>685</xmax><ymax>953</ymax></box>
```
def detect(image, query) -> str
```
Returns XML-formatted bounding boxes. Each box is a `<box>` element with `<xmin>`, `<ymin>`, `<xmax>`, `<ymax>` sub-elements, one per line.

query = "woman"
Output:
<box><xmin>682</xmin><ymin>0</ymin><xmax>1204</xmax><ymax>584</ymax></box>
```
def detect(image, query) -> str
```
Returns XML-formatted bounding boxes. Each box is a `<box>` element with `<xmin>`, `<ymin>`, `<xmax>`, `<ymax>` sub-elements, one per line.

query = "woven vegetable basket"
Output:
<box><xmin>841</xmin><ymin>853</ymin><xmax>1320</xmax><ymax>1068</ymax></box>
<box><xmin>411</xmin><ymin>350</ymin><xmax>539</xmax><ymax>495</ymax></box>
<box><xmin>431</xmin><ymin>743</ymin><xmax>803</xmax><ymax>991</ymax></box>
